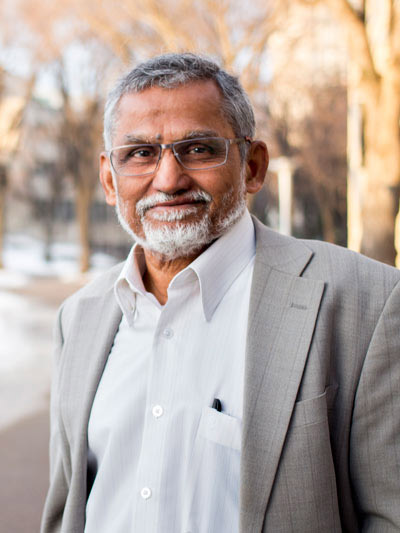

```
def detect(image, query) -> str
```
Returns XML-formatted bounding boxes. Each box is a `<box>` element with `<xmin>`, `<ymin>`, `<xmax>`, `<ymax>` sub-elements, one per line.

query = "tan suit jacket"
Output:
<box><xmin>41</xmin><ymin>219</ymin><xmax>400</xmax><ymax>532</ymax></box>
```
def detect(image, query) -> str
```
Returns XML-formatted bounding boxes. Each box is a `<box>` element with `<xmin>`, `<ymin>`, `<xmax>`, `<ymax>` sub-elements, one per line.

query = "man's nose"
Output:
<box><xmin>151</xmin><ymin>148</ymin><xmax>192</xmax><ymax>193</ymax></box>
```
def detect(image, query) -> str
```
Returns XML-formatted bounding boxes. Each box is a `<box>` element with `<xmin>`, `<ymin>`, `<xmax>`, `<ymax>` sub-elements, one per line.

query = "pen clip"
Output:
<box><xmin>212</xmin><ymin>398</ymin><xmax>222</xmax><ymax>412</ymax></box>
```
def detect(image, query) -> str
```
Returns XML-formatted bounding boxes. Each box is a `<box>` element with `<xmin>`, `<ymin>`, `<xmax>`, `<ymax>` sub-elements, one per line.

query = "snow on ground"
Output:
<box><xmin>2</xmin><ymin>233</ymin><xmax>117</xmax><ymax>279</ymax></box>
<box><xmin>0</xmin><ymin>234</ymin><xmax>119</xmax><ymax>430</ymax></box>
<box><xmin>0</xmin><ymin>290</ymin><xmax>53</xmax><ymax>430</ymax></box>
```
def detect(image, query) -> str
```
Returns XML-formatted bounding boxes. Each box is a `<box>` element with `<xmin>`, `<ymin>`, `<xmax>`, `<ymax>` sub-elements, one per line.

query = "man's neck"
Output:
<box><xmin>142</xmin><ymin>247</ymin><xmax>206</xmax><ymax>305</ymax></box>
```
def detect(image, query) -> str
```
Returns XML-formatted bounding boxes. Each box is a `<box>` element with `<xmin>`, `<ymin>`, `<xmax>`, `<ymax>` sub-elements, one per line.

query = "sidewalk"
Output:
<box><xmin>0</xmin><ymin>410</ymin><xmax>49</xmax><ymax>533</ymax></box>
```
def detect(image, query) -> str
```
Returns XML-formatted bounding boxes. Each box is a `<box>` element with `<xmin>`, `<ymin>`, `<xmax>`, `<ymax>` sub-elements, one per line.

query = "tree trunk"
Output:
<box><xmin>0</xmin><ymin>191</ymin><xmax>5</xmax><ymax>269</ymax></box>
<box><xmin>44</xmin><ymin>205</ymin><xmax>54</xmax><ymax>262</ymax></box>
<box><xmin>75</xmin><ymin>186</ymin><xmax>92</xmax><ymax>273</ymax></box>
<box><xmin>0</xmin><ymin>165</ymin><xmax>7</xmax><ymax>269</ymax></box>
<box><xmin>320</xmin><ymin>0</ymin><xmax>400</xmax><ymax>265</ymax></box>
<box><xmin>320</xmin><ymin>204</ymin><xmax>336</xmax><ymax>244</ymax></box>
<box><xmin>359</xmin><ymin>78</ymin><xmax>400</xmax><ymax>265</ymax></box>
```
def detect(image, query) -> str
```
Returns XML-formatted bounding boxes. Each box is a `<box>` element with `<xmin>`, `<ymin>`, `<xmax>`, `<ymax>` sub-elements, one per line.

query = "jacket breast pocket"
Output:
<box><xmin>290</xmin><ymin>386</ymin><xmax>335</xmax><ymax>428</ymax></box>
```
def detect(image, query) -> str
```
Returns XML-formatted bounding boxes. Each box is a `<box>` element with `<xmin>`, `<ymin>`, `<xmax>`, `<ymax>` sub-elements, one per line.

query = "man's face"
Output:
<box><xmin>100</xmin><ymin>80</ymin><xmax>256</xmax><ymax>260</ymax></box>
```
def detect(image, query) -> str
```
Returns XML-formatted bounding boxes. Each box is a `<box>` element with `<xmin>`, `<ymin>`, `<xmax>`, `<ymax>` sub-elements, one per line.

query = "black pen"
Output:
<box><xmin>212</xmin><ymin>398</ymin><xmax>222</xmax><ymax>412</ymax></box>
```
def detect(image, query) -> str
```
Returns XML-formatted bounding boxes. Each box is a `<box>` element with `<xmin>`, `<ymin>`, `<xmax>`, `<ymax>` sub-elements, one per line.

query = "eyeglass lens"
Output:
<box><xmin>111</xmin><ymin>137</ymin><xmax>228</xmax><ymax>176</ymax></box>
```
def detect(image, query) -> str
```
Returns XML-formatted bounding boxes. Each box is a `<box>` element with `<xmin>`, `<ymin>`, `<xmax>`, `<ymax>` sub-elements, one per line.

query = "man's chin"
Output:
<box><xmin>138</xmin><ymin>217</ymin><xmax>213</xmax><ymax>260</ymax></box>
<box><xmin>115</xmin><ymin>206</ymin><xmax>210</xmax><ymax>260</ymax></box>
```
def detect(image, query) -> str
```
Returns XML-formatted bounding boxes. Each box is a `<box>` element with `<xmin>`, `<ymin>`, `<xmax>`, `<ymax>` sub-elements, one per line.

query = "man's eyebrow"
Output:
<box><xmin>121</xmin><ymin>134</ymin><xmax>154</xmax><ymax>144</ymax></box>
<box><xmin>183</xmin><ymin>130</ymin><xmax>220</xmax><ymax>140</ymax></box>
<box><xmin>120</xmin><ymin>130</ymin><xmax>220</xmax><ymax>145</ymax></box>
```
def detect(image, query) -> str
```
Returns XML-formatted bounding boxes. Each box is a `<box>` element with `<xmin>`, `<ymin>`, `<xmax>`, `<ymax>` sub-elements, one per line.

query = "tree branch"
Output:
<box><xmin>76</xmin><ymin>8</ymin><xmax>133</xmax><ymax>64</ymax></box>
<box><xmin>296</xmin><ymin>0</ymin><xmax>320</xmax><ymax>5</ymax></box>
<box><xmin>362</xmin><ymin>0</ymin><xmax>366</xmax><ymax>19</ymax></box>
<box><xmin>388</xmin><ymin>0</ymin><xmax>400</xmax><ymax>61</ymax></box>
<box><xmin>121</xmin><ymin>0</ymin><xmax>198</xmax><ymax>53</ymax></box>
<box><xmin>203</xmin><ymin>0</ymin><xmax>236</xmax><ymax>66</ymax></box>
<box><xmin>324</xmin><ymin>0</ymin><xmax>380</xmax><ymax>86</ymax></box>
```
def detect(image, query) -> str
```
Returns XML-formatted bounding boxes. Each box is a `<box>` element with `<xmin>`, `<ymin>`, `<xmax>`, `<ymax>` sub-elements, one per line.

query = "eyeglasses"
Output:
<box><xmin>107</xmin><ymin>136</ymin><xmax>251</xmax><ymax>177</ymax></box>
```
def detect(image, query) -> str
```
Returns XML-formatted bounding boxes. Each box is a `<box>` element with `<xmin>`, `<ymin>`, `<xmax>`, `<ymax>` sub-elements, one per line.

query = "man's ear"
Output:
<box><xmin>99</xmin><ymin>152</ymin><xmax>117</xmax><ymax>206</ymax></box>
<box><xmin>244</xmin><ymin>141</ymin><xmax>269</xmax><ymax>195</ymax></box>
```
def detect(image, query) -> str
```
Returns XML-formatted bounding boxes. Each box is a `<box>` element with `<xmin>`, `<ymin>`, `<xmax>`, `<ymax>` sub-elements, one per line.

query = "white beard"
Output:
<box><xmin>115</xmin><ymin>181</ymin><xmax>247</xmax><ymax>260</ymax></box>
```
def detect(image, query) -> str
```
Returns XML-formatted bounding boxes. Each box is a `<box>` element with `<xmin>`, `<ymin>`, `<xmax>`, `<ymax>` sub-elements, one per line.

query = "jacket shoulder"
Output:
<box><xmin>253</xmin><ymin>217</ymin><xmax>400</xmax><ymax>292</ymax></box>
<box><xmin>301</xmin><ymin>237</ymin><xmax>400</xmax><ymax>288</ymax></box>
<box><xmin>58</xmin><ymin>262</ymin><xmax>123</xmax><ymax>327</ymax></box>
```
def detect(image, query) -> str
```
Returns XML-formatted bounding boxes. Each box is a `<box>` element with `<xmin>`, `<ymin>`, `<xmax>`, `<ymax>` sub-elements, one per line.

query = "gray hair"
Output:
<box><xmin>103</xmin><ymin>52</ymin><xmax>255</xmax><ymax>160</ymax></box>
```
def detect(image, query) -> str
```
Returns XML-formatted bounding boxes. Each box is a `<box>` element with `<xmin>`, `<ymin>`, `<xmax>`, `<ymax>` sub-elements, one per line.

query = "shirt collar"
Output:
<box><xmin>114</xmin><ymin>245</ymin><xmax>158</xmax><ymax>324</ymax></box>
<box><xmin>114</xmin><ymin>209</ymin><xmax>255</xmax><ymax>323</ymax></box>
<box><xmin>185</xmin><ymin>209</ymin><xmax>255</xmax><ymax>321</ymax></box>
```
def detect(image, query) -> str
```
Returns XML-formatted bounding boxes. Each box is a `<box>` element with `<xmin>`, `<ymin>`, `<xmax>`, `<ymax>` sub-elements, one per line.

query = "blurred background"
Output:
<box><xmin>0</xmin><ymin>0</ymin><xmax>399</xmax><ymax>531</ymax></box>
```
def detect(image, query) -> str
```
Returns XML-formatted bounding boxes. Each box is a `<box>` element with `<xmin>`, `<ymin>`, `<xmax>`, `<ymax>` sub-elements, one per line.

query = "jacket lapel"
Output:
<box><xmin>59</xmin><ymin>285</ymin><xmax>122</xmax><ymax>480</ymax></box>
<box><xmin>239</xmin><ymin>221</ymin><xmax>325</xmax><ymax>532</ymax></box>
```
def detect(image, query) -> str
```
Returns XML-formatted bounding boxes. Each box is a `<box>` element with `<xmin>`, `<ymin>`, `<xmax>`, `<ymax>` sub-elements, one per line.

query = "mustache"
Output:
<box><xmin>136</xmin><ymin>191</ymin><xmax>212</xmax><ymax>218</ymax></box>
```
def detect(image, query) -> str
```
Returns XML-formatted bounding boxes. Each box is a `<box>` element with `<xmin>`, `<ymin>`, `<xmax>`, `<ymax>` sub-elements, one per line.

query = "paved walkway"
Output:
<box><xmin>0</xmin><ymin>410</ymin><xmax>49</xmax><ymax>533</ymax></box>
<box><xmin>0</xmin><ymin>274</ymin><xmax>85</xmax><ymax>533</ymax></box>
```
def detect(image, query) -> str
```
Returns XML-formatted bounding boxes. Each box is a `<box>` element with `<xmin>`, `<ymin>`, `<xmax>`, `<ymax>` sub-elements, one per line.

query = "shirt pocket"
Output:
<box><xmin>183</xmin><ymin>407</ymin><xmax>242</xmax><ymax>532</ymax></box>
<box><xmin>198</xmin><ymin>406</ymin><xmax>242</xmax><ymax>451</ymax></box>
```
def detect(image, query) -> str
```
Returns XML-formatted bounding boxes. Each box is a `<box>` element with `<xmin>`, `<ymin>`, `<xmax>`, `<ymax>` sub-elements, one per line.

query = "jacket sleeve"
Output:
<box><xmin>350</xmin><ymin>279</ymin><xmax>400</xmax><ymax>531</ymax></box>
<box><xmin>40</xmin><ymin>305</ymin><xmax>69</xmax><ymax>533</ymax></box>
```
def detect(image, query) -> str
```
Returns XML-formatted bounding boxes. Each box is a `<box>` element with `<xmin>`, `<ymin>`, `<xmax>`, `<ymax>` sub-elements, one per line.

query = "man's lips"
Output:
<box><xmin>147</xmin><ymin>199</ymin><xmax>207</xmax><ymax>210</ymax></box>
<box><xmin>136</xmin><ymin>191</ymin><xmax>212</xmax><ymax>218</ymax></box>
<box><xmin>153</xmin><ymin>200</ymin><xmax>205</xmax><ymax>208</ymax></box>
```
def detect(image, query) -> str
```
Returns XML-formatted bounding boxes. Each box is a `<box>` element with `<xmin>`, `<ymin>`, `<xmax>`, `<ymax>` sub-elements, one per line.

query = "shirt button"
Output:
<box><xmin>162</xmin><ymin>327</ymin><xmax>174</xmax><ymax>339</ymax></box>
<box><xmin>152</xmin><ymin>405</ymin><xmax>164</xmax><ymax>418</ymax></box>
<box><xmin>140</xmin><ymin>487</ymin><xmax>152</xmax><ymax>499</ymax></box>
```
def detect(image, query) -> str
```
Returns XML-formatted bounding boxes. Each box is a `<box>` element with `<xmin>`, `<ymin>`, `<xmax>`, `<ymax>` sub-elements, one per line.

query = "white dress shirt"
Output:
<box><xmin>85</xmin><ymin>211</ymin><xmax>256</xmax><ymax>533</ymax></box>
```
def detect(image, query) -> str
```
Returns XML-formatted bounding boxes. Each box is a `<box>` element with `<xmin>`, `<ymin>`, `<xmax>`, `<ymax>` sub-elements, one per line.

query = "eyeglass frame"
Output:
<box><xmin>105</xmin><ymin>136</ymin><xmax>252</xmax><ymax>177</ymax></box>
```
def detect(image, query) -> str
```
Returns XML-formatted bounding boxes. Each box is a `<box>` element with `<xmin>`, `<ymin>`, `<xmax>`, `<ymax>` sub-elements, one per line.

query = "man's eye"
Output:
<box><xmin>129</xmin><ymin>147</ymin><xmax>156</xmax><ymax>158</ymax></box>
<box><xmin>186</xmin><ymin>143</ymin><xmax>213</xmax><ymax>154</ymax></box>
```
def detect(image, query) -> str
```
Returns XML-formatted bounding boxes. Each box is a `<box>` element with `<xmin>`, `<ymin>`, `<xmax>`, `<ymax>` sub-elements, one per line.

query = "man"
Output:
<box><xmin>41</xmin><ymin>53</ymin><xmax>400</xmax><ymax>533</ymax></box>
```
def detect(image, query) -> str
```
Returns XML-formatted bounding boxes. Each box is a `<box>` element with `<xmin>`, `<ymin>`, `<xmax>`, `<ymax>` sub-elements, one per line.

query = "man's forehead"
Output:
<box><xmin>115</xmin><ymin>80</ymin><xmax>224</xmax><ymax>119</ymax></box>
<box><xmin>113</xmin><ymin>81</ymin><xmax>232</xmax><ymax>145</ymax></box>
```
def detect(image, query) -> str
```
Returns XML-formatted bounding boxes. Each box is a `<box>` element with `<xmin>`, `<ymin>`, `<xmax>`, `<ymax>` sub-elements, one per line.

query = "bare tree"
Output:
<box><xmin>265</xmin><ymin>82</ymin><xmax>347</xmax><ymax>244</ymax></box>
<box><xmin>0</xmin><ymin>65</ymin><xmax>5</xmax><ymax>268</ymax></box>
<box><xmin>0</xmin><ymin>72</ymin><xmax>36</xmax><ymax>268</ymax></box>
<box><xmin>0</xmin><ymin>164</ymin><xmax>6</xmax><ymax>268</ymax></box>
<box><xmin>296</xmin><ymin>85</ymin><xmax>348</xmax><ymax>244</ymax></box>
<box><xmin>59</xmin><ymin>77</ymin><xmax>103</xmax><ymax>272</ymax></box>
<box><xmin>296</xmin><ymin>0</ymin><xmax>400</xmax><ymax>264</ymax></box>
<box><xmin>35</xmin><ymin>0</ymin><xmax>290</xmax><ymax>95</ymax></box>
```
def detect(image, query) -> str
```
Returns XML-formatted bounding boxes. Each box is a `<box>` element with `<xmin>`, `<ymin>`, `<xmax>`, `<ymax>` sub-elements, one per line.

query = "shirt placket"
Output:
<box><xmin>133</xmin><ymin>295</ymin><xmax>181</xmax><ymax>532</ymax></box>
